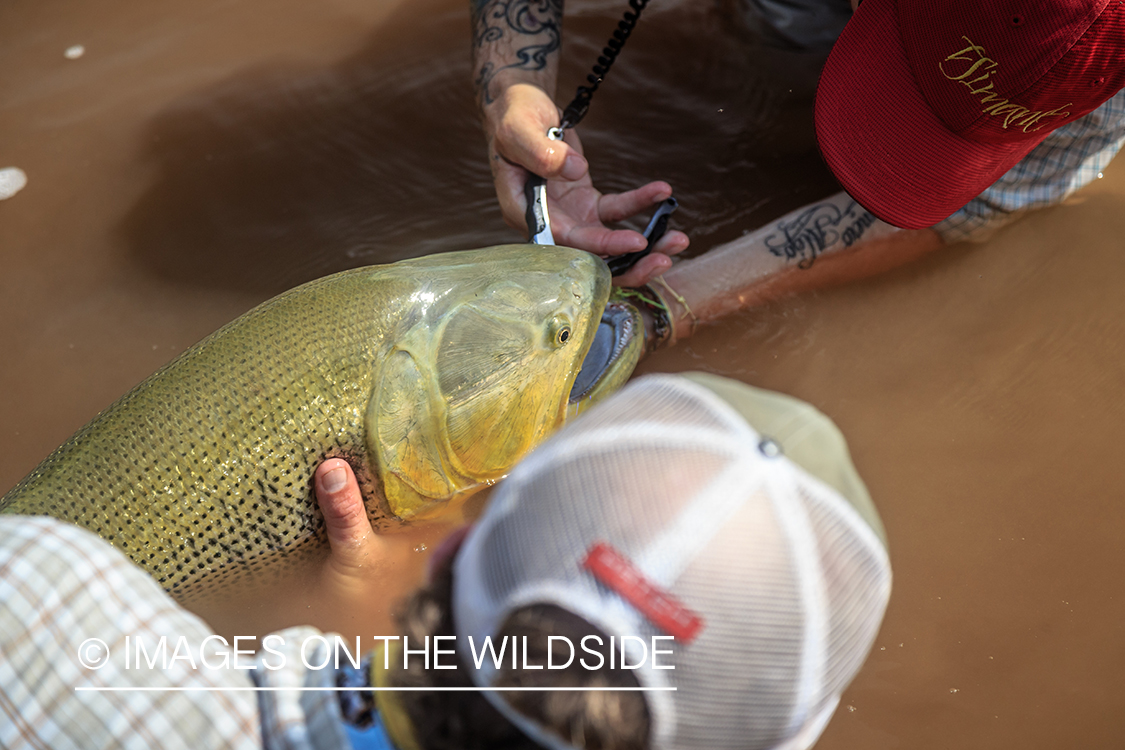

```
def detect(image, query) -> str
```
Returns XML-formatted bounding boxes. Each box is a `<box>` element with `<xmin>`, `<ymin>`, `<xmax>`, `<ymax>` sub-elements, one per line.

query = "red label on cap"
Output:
<box><xmin>582</xmin><ymin>542</ymin><xmax>704</xmax><ymax>644</ymax></box>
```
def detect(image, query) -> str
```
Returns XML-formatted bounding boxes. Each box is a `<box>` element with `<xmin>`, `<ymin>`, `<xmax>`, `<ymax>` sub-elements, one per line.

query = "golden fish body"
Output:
<box><xmin>0</xmin><ymin>245</ymin><xmax>639</xmax><ymax>595</ymax></box>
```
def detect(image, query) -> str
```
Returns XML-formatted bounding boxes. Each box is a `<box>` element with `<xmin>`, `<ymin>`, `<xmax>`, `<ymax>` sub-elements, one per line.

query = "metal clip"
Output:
<box><xmin>525</xmin><ymin>128</ymin><xmax>566</xmax><ymax>245</ymax></box>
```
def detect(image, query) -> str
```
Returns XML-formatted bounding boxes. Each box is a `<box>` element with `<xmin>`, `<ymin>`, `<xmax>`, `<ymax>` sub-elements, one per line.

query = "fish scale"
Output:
<box><xmin>1</xmin><ymin>245</ymin><xmax>635</xmax><ymax>599</ymax></box>
<box><xmin>7</xmin><ymin>271</ymin><xmax>391</xmax><ymax>593</ymax></box>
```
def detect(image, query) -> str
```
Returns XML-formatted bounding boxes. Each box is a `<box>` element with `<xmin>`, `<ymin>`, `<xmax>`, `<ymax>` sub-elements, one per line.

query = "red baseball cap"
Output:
<box><xmin>815</xmin><ymin>0</ymin><xmax>1125</xmax><ymax>229</ymax></box>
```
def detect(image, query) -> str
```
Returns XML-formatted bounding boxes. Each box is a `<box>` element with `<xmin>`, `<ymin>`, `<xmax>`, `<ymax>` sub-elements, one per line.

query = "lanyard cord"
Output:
<box><xmin>558</xmin><ymin>0</ymin><xmax>654</xmax><ymax>131</ymax></box>
<box><xmin>527</xmin><ymin>0</ymin><xmax>677</xmax><ymax>270</ymax></box>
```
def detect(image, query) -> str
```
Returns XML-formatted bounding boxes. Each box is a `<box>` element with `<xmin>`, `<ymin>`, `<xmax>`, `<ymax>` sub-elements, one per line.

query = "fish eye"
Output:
<box><xmin>549</xmin><ymin>316</ymin><xmax>572</xmax><ymax>348</ymax></box>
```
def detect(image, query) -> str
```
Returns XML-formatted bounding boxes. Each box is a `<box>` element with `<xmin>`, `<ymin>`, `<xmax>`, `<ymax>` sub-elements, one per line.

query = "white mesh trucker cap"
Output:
<box><xmin>452</xmin><ymin>372</ymin><xmax>892</xmax><ymax>750</ymax></box>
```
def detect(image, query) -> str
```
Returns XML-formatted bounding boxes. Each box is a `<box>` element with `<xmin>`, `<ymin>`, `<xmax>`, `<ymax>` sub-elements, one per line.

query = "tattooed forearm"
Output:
<box><xmin>763</xmin><ymin>200</ymin><xmax>877</xmax><ymax>269</ymax></box>
<box><xmin>472</xmin><ymin>0</ymin><xmax>563</xmax><ymax>106</ymax></box>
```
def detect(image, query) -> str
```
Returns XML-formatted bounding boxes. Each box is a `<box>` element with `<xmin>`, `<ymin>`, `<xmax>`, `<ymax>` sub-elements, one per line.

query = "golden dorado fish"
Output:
<box><xmin>0</xmin><ymin>245</ymin><xmax>642</xmax><ymax>596</ymax></box>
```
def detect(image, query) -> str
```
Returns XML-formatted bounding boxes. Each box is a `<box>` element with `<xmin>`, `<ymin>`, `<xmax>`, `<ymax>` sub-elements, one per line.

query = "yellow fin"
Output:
<box><xmin>368</xmin><ymin>350</ymin><xmax>453</xmax><ymax>519</ymax></box>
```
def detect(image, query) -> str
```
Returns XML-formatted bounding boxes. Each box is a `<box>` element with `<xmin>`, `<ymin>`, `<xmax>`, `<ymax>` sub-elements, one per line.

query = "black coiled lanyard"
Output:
<box><xmin>525</xmin><ymin>0</ymin><xmax>677</xmax><ymax>275</ymax></box>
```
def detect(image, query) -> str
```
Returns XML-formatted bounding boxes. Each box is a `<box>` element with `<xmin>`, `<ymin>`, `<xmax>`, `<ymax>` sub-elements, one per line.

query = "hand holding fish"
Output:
<box><xmin>484</xmin><ymin>84</ymin><xmax>689</xmax><ymax>286</ymax></box>
<box><xmin>309</xmin><ymin>457</ymin><xmax>405</xmax><ymax>620</ymax></box>
<box><xmin>314</xmin><ymin>458</ymin><xmax>382</xmax><ymax>581</ymax></box>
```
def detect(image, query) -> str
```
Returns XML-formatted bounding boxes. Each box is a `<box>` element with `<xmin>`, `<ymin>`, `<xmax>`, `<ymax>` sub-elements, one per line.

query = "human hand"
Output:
<box><xmin>308</xmin><ymin>459</ymin><xmax>459</xmax><ymax>636</ymax></box>
<box><xmin>484</xmin><ymin>83</ymin><xmax>690</xmax><ymax>287</ymax></box>
<box><xmin>314</xmin><ymin>458</ymin><xmax>386</xmax><ymax>585</ymax></box>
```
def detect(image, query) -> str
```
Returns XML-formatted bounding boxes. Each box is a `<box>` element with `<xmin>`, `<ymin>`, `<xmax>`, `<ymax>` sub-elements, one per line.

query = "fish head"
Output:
<box><xmin>367</xmin><ymin>244</ymin><xmax>642</xmax><ymax>520</ymax></box>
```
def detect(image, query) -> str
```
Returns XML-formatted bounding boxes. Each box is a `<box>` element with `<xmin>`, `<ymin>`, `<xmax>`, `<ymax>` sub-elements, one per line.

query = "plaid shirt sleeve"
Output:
<box><xmin>0</xmin><ymin>516</ymin><xmax>263</xmax><ymax>750</ymax></box>
<box><xmin>0</xmin><ymin>516</ymin><xmax>357</xmax><ymax>750</ymax></box>
<box><xmin>933</xmin><ymin>89</ymin><xmax>1125</xmax><ymax>243</ymax></box>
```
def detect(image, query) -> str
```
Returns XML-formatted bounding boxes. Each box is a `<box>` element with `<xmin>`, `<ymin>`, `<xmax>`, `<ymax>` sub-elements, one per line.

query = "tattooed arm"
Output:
<box><xmin>650</xmin><ymin>192</ymin><xmax>943</xmax><ymax>341</ymax></box>
<box><xmin>471</xmin><ymin>0</ymin><xmax>689</xmax><ymax>284</ymax></box>
<box><xmin>472</xmin><ymin>0</ymin><xmax>563</xmax><ymax>107</ymax></box>
<box><xmin>471</xmin><ymin>0</ymin><xmax>572</xmax><ymax>233</ymax></box>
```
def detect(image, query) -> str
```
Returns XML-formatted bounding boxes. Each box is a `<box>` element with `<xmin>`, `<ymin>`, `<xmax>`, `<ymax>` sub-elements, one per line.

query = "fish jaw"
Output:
<box><xmin>566</xmin><ymin>298</ymin><xmax>644</xmax><ymax>418</ymax></box>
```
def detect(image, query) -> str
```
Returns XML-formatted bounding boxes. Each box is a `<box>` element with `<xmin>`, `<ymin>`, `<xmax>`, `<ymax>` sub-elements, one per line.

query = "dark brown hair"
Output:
<box><xmin>389</xmin><ymin>557</ymin><xmax>651</xmax><ymax>750</ymax></box>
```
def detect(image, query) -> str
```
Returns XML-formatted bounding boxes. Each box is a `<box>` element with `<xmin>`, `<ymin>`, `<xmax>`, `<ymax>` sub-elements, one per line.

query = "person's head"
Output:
<box><xmin>816</xmin><ymin>0</ymin><xmax>1125</xmax><ymax>228</ymax></box>
<box><xmin>384</xmin><ymin>373</ymin><xmax>891</xmax><ymax>750</ymax></box>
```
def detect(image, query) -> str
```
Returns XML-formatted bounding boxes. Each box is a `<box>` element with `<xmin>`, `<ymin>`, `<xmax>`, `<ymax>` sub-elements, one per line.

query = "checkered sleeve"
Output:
<box><xmin>933</xmin><ymin>89</ymin><xmax>1125</xmax><ymax>243</ymax></box>
<box><xmin>0</xmin><ymin>516</ymin><xmax>263</xmax><ymax>750</ymax></box>
<box><xmin>252</xmin><ymin>627</ymin><xmax>352</xmax><ymax>750</ymax></box>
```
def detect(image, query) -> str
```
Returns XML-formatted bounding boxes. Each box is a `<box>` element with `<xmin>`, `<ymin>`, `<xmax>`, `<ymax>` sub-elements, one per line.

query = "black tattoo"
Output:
<box><xmin>763</xmin><ymin>201</ymin><xmax>876</xmax><ymax>269</ymax></box>
<box><xmin>472</xmin><ymin>0</ymin><xmax>563</xmax><ymax>105</ymax></box>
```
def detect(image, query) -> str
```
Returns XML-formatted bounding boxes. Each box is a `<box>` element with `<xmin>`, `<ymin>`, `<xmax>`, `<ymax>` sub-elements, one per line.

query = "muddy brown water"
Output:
<box><xmin>2</xmin><ymin>0</ymin><xmax>1123</xmax><ymax>746</ymax></box>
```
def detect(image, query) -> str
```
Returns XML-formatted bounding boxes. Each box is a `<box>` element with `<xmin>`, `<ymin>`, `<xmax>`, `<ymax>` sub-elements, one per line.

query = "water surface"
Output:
<box><xmin>2</xmin><ymin>0</ymin><xmax>1123</xmax><ymax>746</ymax></box>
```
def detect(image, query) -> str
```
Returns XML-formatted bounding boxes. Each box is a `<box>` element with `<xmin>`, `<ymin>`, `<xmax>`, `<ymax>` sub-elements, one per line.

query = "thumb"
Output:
<box><xmin>497</xmin><ymin>121</ymin><xmax>587</xmax><ymax>181</ymax></box>
<box><xmin>491</xmin><ymin>85</ymin><xmax>587</xmax><ymax>180</ymax></box>
<box><xmin>315</xmin><ymin>459</ymin><xmax>380</xmax><ymax>568</ymax></box>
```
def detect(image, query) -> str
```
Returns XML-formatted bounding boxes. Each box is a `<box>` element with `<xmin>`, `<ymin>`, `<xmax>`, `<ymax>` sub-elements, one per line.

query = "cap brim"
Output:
<box><xmin>814</xmin><ymin>0</ymin><xmax>1046</xmax><ymax>229</ymax></box>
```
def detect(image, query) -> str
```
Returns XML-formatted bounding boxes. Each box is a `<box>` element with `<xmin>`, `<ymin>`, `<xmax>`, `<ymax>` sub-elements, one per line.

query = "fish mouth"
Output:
<box><xmin>568</xmin><ymin>299</ymin><xmax>643</xmax><ymax>409</ymax></box>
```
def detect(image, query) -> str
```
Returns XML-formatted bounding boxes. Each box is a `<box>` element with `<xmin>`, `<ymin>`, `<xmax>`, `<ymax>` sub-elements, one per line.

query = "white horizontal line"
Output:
<box><xmin>75</xmin><ymin>686</ymin><xmax>676</xmax><ymax>692</ymax></box>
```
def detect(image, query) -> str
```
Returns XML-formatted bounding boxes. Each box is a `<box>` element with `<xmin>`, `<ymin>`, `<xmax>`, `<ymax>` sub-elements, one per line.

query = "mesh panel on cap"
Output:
<box><xmin>661</xmin><ymin>488</ymin><xmax>811</xmax><ymax>750</ymax></box>
<box><xmin>477</xmin><ymin>446</ymin><xmax>730</xmax><ymax>606</ymax></box>
<box><xmin>799</xmin><ymin>483</ymin><xmax>892</xmax><ymax>696</ymax></box>
<box><xmin>452</xmin><ymin>374</ymin><xmax>891</xmax><ymax>750</ymax></box>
